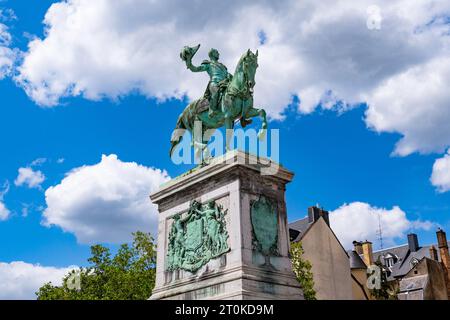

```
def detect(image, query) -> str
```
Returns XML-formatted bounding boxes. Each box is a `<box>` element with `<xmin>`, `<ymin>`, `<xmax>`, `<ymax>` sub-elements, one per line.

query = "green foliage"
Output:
<box><xmin>290</xmin><ymin>241</ymin><xmax>316</xmax><ymax>300</ymax></box>
<box><xmin>369</xmin><ymin>259</ymin><xmax>398</xmax><ymax>300</ymax></box>
<box><xmin>36</xmin><ymin>231</ymin><xmax>157</xmax><ymax>300</ymax></box>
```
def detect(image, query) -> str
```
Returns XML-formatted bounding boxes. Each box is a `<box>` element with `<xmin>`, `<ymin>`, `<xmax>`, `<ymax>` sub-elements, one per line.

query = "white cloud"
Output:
<box><xmin>431</xmin><ymin>150</ymin><xmax>450</xmax><ymax>193</ymax></box>
<box><xmin>21</xmin><ymin>205</ymin><xmax>29</xmax><ymax>218</ymax></box>
<box><xmin>0</xmin><ymin>181</ymin><xmax>10</xmax><ymax>221</ymax></box>
<box><xmin>0</xmin><ymin>10</ymin><xmax>15</xmax><ymax>79</ymax></box>
<box><xmin>14</xmin><ymin>1</ymin><xmax>450</xmax><ymax>156</ymax></box>
<box><xmin>365</xmin><ymin>56</ymin><xmax>450</xmax><ymax>156</ymax></box>
<box><xmin>14</xmin><ymin>167</ymin><xmax>46</xmax><ymax>189</ymax></box>
<box><xmin>0</xmin><ymin>202</ymin><xmax>9</xmax><ymax>221</ymax></box>
<box><xmin>30</xmin><ymin>158</ymin><xmax>47</xmax><ymax>167</ymax></box>
<box><xmin>330</xmin><ymin>202</ymin><xmax>435</xmax><ymax>249</ymax></box>
<box><xmin>43</xmin><ymin>154</ymin><xmax>170</xmax><ymax>244</ymax></box>
<box><xmin>0</xmin><ymin>261</ymin><xmax>76</xmax><ymax>300</ymax></box>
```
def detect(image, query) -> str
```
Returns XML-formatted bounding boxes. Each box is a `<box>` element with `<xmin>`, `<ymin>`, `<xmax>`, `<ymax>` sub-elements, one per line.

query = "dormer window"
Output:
<box><xmin>384</xmin><ymin>253</ymin><xmax>397</xmax><ymax>268</ymax></box>
<box><xmin>386</xmin><ymin>257</ymin><xmax>394</xmax><ymax>267</ymax></box>
<box><xmin>410</xmin><ymin>258</ymin><xmax>420</xmax><ymax>268</ymax></box>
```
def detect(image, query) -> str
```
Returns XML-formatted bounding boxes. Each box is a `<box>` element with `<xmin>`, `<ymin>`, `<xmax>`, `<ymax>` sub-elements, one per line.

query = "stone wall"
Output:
<box><xmin>150</xmin><ymin>151</ymin><xmax>303</xmax><ymax>300</ymax></box>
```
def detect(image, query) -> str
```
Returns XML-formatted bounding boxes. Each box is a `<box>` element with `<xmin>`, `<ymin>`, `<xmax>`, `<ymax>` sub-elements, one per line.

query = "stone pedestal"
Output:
<box><xmin>149</xmin><ymin>150</ymin><xmax>303</xmax><ymax>300</ymax></box>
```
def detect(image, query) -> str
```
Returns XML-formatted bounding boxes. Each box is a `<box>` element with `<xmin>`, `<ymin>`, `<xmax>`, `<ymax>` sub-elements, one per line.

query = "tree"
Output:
<box><xmin>290</xmin><ymin>241</ymin><xmax>316</xmax><ymax>300</ymax></box>
<box><xmin>36</xmin><ymin>231</ymin><xmax>157</xmax><ymax>300</ymax></box>
<box><xmin>369</xmin><ymin>259</ymin><xmax>398</xmax><ymax>300</ymax></box>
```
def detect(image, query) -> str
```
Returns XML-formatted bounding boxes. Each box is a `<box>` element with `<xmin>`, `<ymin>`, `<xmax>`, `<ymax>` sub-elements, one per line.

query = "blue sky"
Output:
<box><xmin>1</xmin><ymin>0</ymin><xmax>450</xmax><ymax>299</ymax></box>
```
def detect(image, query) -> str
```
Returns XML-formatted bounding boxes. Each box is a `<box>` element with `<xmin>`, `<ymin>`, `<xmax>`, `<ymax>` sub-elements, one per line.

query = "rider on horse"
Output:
<box><xmin>171</xmin><ymin>46</ymin><xmax>267</xmax><ymax>159</ymax></box>
<box><xmin>182</xmin><ymin>45</ymin><xmax>232</xmax><ymax>117</ymax></box>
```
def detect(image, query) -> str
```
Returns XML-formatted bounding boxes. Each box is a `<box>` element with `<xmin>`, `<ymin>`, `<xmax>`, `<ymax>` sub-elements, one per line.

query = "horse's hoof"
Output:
<box><xmin>240</xmin><ymin>118</ymin><xmax>253</xmax><ymax>128</ymax></box>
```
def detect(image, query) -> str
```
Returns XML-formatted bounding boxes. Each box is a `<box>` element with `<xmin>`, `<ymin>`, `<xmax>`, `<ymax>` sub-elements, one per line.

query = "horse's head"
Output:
<box><xmin>237</xmin><ymin>49</ymin><xmax>259</xmax><ymax>93</ymax></box>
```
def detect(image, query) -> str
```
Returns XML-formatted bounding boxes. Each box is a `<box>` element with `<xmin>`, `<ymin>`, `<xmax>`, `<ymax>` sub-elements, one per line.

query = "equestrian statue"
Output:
<box><xmin>170</xmin><ymin>44</ymin><xmax>267</xmax><ymax>160</ymax></box>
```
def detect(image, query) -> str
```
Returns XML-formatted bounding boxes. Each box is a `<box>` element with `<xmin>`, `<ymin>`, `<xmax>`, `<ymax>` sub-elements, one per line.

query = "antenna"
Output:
<box><xmin>376</xmin><ymin>212</ymin><xmax>384</xmax><ymax>249</ymax></box>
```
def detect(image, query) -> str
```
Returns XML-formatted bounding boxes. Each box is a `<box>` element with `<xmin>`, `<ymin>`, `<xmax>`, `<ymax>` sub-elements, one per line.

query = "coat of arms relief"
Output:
<box><xmin>166</xmin><ymin>200</ymin><xmax>230</xmax><ymax>273</ymax></box>
<box><xmin>251</xmin><ymin>195</ymin><xmax>280</xmax><ymax>268</ymax></box>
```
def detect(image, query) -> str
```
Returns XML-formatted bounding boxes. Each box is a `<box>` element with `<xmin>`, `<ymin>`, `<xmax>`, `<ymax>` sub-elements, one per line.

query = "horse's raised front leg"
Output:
<box><xmin>244</xmin><ymin>107</ymin><xmax>267</xmax><ymax>140</ymax></box>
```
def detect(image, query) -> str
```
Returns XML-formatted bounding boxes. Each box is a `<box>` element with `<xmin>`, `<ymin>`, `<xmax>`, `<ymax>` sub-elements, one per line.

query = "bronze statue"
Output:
<box><xmin>183</xmin><ymin>45</ymin><xmax>232</xmax><ymax>117</ymax></box>
<box><xmin>171</xmin><ymin>44</ymin><xmax>268</xmax><ymax>158</ymax></box>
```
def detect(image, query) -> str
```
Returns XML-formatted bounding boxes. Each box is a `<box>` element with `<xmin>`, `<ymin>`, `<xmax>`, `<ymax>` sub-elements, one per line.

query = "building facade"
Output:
<box><xmin>289</xmin><ymin>206</ymin><xmax>354</xmax><ymax>300</ymax></box>
<box><xmin>354</xmin><ymin>229</ymin><xmax>450</xmax><ymax>300</ymax></box>
<box><xmin>348</xmin><ymin>248</ymin><xmax>372</xmax><ymax>300</ymax></box>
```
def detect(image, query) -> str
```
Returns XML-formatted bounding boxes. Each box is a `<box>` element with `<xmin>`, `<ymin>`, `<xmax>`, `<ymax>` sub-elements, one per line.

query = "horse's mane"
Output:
<box><xmin>233</xmin><ymin>52</ymin><xmax>248</xmax><ymax>74</ymax></box>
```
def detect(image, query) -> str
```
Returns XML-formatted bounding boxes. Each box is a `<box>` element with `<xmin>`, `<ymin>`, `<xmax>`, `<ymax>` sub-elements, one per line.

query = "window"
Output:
<box><xmin>384</xmin><ymin>253</ymin><xmax>397</xmax><ymax>268</ymax></box>
<box><xmin>386</xmin><ymin>257</ymin><xmax>394</xmax><ymax>267</ymax></box>
<box><xmin>410</xmin><ymin>258</ymin><xmax>419</xmax><ymax>268</ymax></box>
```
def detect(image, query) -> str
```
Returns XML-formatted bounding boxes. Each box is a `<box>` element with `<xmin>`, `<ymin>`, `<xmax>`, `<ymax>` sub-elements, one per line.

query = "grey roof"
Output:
<box><xmin>373</xmin><ymin>244</ymin><xmax>409</xmax><ymax>264</ymax></box>
<box><xmin>349</xmin><ymin>250</ymin><xmax>367</xmax><ymax>269</ymax></box>
<box><xmin>393</xmin><ymin>247</ymin><xmax>432</xmax><ymax>278</ymax></box>
<box><xmin>288</xmin><ymin>217</ymin><xmax>310</xmax><ymax>242</ymax></box>
<box><xmin>289</xmin><ymin>217</ymin><xmax>310</xmax><ymax>233</ymax></box>
<box><xmin>370</xmin><ymin>241</ymin><xmax>450</xmax><ymax>280</ymax></box>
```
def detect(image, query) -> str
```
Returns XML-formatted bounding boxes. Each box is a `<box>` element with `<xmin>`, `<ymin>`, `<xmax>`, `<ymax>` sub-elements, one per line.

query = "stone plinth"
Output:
<box><xmin>149</xmin><ymin>150</ymin><xmax>303</xmax><ymax>300</ymax></box>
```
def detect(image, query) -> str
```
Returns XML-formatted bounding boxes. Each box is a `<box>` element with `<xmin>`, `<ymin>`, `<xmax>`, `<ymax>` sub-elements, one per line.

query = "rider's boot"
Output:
<box><xmin>208</xmin><ymin>96</ymin><xmax>218</xmax><ymax>117</ymax></box>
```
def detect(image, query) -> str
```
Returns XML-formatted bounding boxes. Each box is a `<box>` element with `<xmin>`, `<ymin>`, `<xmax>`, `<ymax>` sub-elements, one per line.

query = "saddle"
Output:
<box><xmin>196</xmin><ymin>76</ymin><xmax>252</xmax><ymax>126</ymax></box>
<box><xmin>202</xmin><ymin>78</ymin><xmax>229</xmax><ymax>105</ymax></box>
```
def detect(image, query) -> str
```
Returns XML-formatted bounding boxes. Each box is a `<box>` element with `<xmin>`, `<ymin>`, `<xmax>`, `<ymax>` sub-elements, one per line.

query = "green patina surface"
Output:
<box><xmin>251</xmin><ymin>195</ymin><xmax>279</xmax><ymax>256</ymax></box>
<box><xmin>170</xmin><ymin>44</ymin><xmax>268</xmax><ymax>159</ymax></box>
<box><xmin>167</xmin><ymin>200</ymin><xmax>230</xmax><ymax>273</ymax></box>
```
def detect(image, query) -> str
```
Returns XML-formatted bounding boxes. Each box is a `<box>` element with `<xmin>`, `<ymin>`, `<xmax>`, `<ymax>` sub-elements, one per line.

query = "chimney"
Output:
<box><xmin>436</xmin><ymin>228</ymin><xmax>450</xmax><ymax>299</ymax></box>
<box><xmin>353</xmin><ymin>241</ymin><xmax>363</xmax><ymax>255</ymax></box>
<box><xmin>437</xmin><ymin>228</ymin><xmax>450</xmax><ymax>270</ymax></box>
<box><xmin>308</xmin><ymin>205</ymin><xmax>330</xmax><ymax>226</ymax></box>
<box><xmin>362</xmin><ymin>241</ymin><xmax>374</xmax><ymax>266</ymax></box>
<box><xmin>429</xmin><ymin>245</ymin><xmax>438</xmax><ymax>261</ymax></box>
<box><xmin>407</xmin><ymin>233</ymin><xmax>420</xmax><ymax>252</ymax></box>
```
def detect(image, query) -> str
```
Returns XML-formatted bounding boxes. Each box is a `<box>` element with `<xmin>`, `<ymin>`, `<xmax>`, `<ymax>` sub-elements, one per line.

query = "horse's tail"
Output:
<box><xmin>169</xmin><ymin>99</ymin><xmax>205</xmax><ymax>157</ymax></box>
<box><xmin>170</xmin><ymin>100</ymin><xmax>199</xmax><ymax>157</ymax></box>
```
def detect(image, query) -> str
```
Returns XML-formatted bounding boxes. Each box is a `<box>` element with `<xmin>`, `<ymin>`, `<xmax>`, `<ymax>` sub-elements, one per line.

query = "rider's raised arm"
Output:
<box><xmin>186</xmin><ymin>59</ymin><xmax>209</xmax><ymax>73</ymax></box>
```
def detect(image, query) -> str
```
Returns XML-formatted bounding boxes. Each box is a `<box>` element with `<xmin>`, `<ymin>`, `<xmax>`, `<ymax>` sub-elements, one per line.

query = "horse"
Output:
<box><xmin>169</xmin><ymin>49</ymin><xmax>267</xmax><ymax>160</ymax></box>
